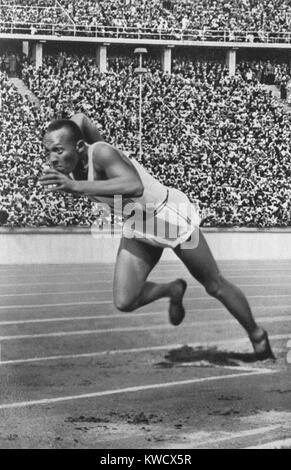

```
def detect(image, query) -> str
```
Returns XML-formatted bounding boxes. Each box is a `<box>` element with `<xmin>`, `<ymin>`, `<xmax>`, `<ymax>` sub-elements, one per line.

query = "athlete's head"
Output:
<box><xmin>43</xmin><ymin>120</ymin><xmax>85</xmax><ymax>175</ymax></box>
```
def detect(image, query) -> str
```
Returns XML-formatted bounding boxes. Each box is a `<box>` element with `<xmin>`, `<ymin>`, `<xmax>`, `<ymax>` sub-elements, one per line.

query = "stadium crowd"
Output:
<box><xmin>237</xmin><ymin>59</ymin><xmax>291</xmax><ymax>86</ymax></box>
<box><xmin>0</xmin><ymin>69</ymin><xmax>107</xmax><ymax>227</ymax></box>
<box><xmin>236</xmin><ymin>60</ymin><xmax>291</xmax><ymax>102</ymax></box>
<box><xmin>1</xmin><ymin>52</ymin><xmax>291</xmax><ymax>228</ymax></box>
<box><xmin>0</xmin><ymin>1</ymin><xmax>72</xmax><ymax>34</ymax></box>
<box><xmin>0</xmin><ymin>0</ymin><xmax>290</xmax><ymax>40</ymax></box>
<box><xmin>0</xmin><ymin>51</ymin><xmax>23</xmax><ymax>75</ymax></box>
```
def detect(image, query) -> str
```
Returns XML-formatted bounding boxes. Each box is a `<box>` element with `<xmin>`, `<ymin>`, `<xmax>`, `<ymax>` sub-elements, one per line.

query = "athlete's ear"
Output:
<box><xmin>76</xmin><ymin>140</ymin><xmax>86</xmax><ymax>153</ymax></box>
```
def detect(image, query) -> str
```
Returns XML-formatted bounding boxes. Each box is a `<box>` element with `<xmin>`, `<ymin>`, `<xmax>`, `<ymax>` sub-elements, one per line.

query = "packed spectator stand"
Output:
<box><xmin>0</xmin><ymin>0</ymin><xmax>291</xmax><ymax>42</ymax></box>
<box><xmin>1</xmin><ymin>49</ymin><xmax>291</xmax><ymax>228</ymax></box>
<box><xmin>0</xmin><ymin>67</ymin><xmax>104</xmax><ymax>227</ymax></box>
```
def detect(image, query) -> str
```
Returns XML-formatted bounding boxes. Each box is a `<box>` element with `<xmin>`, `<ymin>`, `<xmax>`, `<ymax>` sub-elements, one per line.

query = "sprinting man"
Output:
<box><xmin>40</xmin><ymin>113</ymin><xmax>275</xmax><ymax>361</ymax></box>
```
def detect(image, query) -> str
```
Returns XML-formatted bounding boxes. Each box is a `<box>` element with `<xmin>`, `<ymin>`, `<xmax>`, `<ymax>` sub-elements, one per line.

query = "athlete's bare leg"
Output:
<box><xmin>113</xmin><ymin>237</ymin><xmax>187</xmax><ymax>324</ymax></box>
<box><xmin>174</xmin><ymin>230</ymin><xmax>275</xmax><ymax>359</ymax></box>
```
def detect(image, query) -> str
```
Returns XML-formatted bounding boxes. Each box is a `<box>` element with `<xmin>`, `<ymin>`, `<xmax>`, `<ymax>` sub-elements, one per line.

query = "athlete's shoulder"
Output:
<box><xmin>90</xmin><ymin>142</ymin><xmax>121</xmax><ymax>167</ymax></box>
<box><xmin>90</xmin><ymin>141</ymin><xmax>113</xmax><ymax>151</ymax></box>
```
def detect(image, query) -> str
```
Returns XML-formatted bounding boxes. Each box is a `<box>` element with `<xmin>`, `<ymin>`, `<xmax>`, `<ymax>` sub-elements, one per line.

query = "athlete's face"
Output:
<box><xmin>43</xmin><ymin>128</ymin><xmax>84</xmax><ymax>175</ymax></box>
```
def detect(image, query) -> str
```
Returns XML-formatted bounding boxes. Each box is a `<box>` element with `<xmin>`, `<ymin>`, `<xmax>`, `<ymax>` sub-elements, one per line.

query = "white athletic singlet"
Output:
<box><xmin>87</xmin><ymin>142</ymin><xmax>200</xmax><ymax>249</ymax></box>
<box><xmin>87</xmin><ymin>143</ymin><xmax>168</xmax><ymax>211</ymax></box>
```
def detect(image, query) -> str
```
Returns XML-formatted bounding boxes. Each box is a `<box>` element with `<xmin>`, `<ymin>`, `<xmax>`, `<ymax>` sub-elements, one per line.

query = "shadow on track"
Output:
<box><xmin>155</xmin><ymin>345</ymin><xmax>265</xmax><ymax>368</ymax></box>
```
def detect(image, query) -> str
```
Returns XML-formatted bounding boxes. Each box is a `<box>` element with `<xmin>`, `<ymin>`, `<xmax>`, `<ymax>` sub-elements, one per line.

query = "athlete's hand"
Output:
<box><xmin>39</xmin><ymin>169</ymin><xmax>75</xmax><ymax>193</ymax></box>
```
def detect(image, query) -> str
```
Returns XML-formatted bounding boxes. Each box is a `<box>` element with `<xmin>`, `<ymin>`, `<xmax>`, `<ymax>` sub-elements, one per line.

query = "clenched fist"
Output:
<box><xmin>39</xmin><ymin>168</ymin><xmax>75</xmax><ymax>193</ymax></box>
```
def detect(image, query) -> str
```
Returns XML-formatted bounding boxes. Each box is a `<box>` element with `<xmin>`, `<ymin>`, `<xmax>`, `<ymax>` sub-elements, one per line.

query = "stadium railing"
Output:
<box><xmin>0</xmin><ymin>21</ymin><xmax>290</xmax><ymax>43</ymax></box>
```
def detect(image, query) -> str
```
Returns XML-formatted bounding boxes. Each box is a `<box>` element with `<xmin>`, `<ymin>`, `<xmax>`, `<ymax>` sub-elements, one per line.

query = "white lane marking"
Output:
<box><xmin>0</xmin><ymin>312</ymin><xmax>162</xmax><ymax>325</ymax></box>
<box><xmin>0</xmin><ymin>267</ymin><xmax>249</xmax><ymax>274</ymax></box>
<box><xmin>246</xmin><ymin>438</ymin><xmax>291</xmax><ymax>449</ymax></box>
<box><xmin>0</xmin><ymin>316</ymin><xmax>290</xmax><ymax>341</ymax></box>
<box><xmin>0</xmin><ymin>334</ymin><xmax>287</xmax><ymax>366</ymax></box>
<box><xmin>0</xmin><ymin>262</ymin><xmax>289</xmax><ymax>274</ymax></box>
<box><xmin>0</xmin><ymin>304</ymin><xmax>264</xmax><ymax>319</ymax></box>
<box><xmin>1</xmin><ymin>283</ymin><xmax>291</xmax><ymax>298</ymax></box>
<box><xmin>0</xmin><ymin>289</ymin><xmax>113</xmax><ymax>298</ymax></box>
<box><xmin>0</xmin><ymin>281</ymin><xmax>112</xmax><ymax>288</ymax></box>
<box><xmin>0</xmin><ymin>266</ymin><xmax>291</xmax><ymax>276</ymax></box>
<box><xmin>0</xmin><ymin>260</ymin><xmax>290</xmax><ymax>269</ymax></box>
<box><xmin>2</xmin><ymin>266</ymin><xmax>291</xmax><ymax>280</ymax></box>
<box><xmin>0</xmin><ymin>369</ymin><xmax>276</xmax><ymax>411</ymax></box>
<box><xmin>165</xmin><ymin>425</ymin><xmax>281</xmax><ymax>449</ymax></box>
<box><xmin>0</xmin><ymin>303</ymin><xmax>290</xmax><ymax>320</ymax></box>
<box><xmin>1</xmin><ymin>293</ymin><xmax>291</xmax><ymax>309</ymax></box>
<box><xmin>0</xmin><ymin>306</ymin><xmax>290</xmax><ymax>326</ymax></box>
<box><xmin>1</xmin><ymin>274</ymin><xmax>291</xmax><ymax>288</ymax></box>
<box><xmin>0</xmin><ymin>300</ymin><xmax>112</xmax><ymax>310</ymax></box>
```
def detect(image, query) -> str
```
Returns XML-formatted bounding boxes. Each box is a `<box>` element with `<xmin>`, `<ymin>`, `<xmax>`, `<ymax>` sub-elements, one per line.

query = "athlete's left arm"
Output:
<box><xmin>40</xmin><ymin>143</ymin><xmax>144</xmax><ymax>198</ymax></box>
<box><xmin>70</xmin><ymin>113</ymin><xmax>105</xmax><ymax>144</ymax></box>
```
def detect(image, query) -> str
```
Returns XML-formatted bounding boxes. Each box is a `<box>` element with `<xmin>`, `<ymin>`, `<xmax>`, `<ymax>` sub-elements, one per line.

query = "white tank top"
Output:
<box><xmin>86</xmin><ymin>142</ymin><xmax>168</xmax><ymax>212</ymax></box>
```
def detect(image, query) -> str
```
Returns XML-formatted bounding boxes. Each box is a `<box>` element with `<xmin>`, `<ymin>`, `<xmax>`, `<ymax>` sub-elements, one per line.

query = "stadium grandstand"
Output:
<box><xmin>0</xmin><ymin>0</ymin><xmax>290</xmax><ymax>41</ymax></box>
<box><xmin>0</xmin><ymin>0</ymin><xmax>291</xmax><ymax>229</ymax></box>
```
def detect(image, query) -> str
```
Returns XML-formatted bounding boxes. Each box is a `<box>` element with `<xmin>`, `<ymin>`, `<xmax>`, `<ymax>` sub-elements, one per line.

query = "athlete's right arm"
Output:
<box><xmin>70</xmin><ymin>143</ymin><xmax>144</xmax><ymax>198</ymax></box>
<box><xmin>40</xmin><ymin>143</ymin><xmax>144</xmax><ymax>198</ymax></box>
<box><xmin>70</xmin><ymin>113</ymin><xmax>104</xmax><ymax>144</ymax></box>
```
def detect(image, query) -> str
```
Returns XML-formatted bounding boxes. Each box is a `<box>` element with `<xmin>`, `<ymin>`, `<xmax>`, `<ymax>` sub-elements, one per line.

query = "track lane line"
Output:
<box><xmin>245</xmin><ymin>438</ymin><xmax>291</xmax><ymax>449</ymax></box>
<box><xmin>0</xmin><ymin>369</ymin><xmax>277</xmax><ymax>411</ymax></box>
<box><xmin>1</xmin><ymin>283</ymin><xmax>291</xmax><ymax>298</ymax></box>
<box><xmin>2</xmin><ymin>266</ymin><xmax>291</xmax><ymax>280</ymax></box>
<box><xmin>0</xmin><ymin>289</ymin><xmax>113</xmax><ymax>298</ymax></box>
<box><xmin>0</xmin><ymin>311</ymin><xmax>164</xmax><ymax>325</ymax></box>
<box><xmin>163</xmin><ymin>425</ymin><xmax>281</xmax><ymax>449</ymax></box>
<box><xmin>0</xmin><ymin>300</ymin><xmax>112</xmax><ymax>309</ymax></box>
<box><xmin>0</xmin><ymin>262</ymin><xmax>290</xmax><ymax>274</ymax></box>
<box><xmin>1</xmin><ymin>293</ymin><xmax>291</xmax><ymax>309</ymax></box>
<box><xmin>0</xmin><ymin>281</ymin><xmax>112</xmax><ymax>287</ymax></box>
<box><xmin>0</xmin><ymin>316</ymin><xmax>290</xmax><ymax>341</ymax></box>
<box><xmin>1</xmin><ymin>274</ymin><xmax>291</xmax><ymax>288</ymax></box>
<box><xmin>1</xmin><ymin>303</ymin><xmax>289</xmax><ymax>320</ymax></box>
<box><xmin>0</xmin><ymin>334</ymin><xmax>287</xmax><ymax>366</ymax></box>
<box><xmin>0</xmin><ymin>308</ymin><xmax>291</xmax><ymax>325</ymax></box>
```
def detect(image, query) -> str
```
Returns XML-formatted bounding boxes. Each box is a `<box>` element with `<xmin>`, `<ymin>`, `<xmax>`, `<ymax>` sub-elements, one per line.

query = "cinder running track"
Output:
<box><xmin>0</xmin><ymin>260</ymin><xmax>290</xmax><ymax>449</ymax></box>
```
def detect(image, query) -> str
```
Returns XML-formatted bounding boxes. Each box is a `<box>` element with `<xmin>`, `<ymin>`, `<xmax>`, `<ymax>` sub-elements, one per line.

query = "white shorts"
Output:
<box><xmin>122</xmin><ymin>188</ymin><xmax>200</xmax><ymax>249</ymax></box>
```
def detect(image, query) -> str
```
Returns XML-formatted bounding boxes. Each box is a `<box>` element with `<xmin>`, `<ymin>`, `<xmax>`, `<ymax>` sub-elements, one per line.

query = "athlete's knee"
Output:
<box><xmin>114</xmin><ymin>295</ymin><xmax>136</xmax><ymax>313</ymax></box>
<box><xmin>204</xmin><ymin>272</ymin><xmax>225</xmax><ymax>299</ymax></box>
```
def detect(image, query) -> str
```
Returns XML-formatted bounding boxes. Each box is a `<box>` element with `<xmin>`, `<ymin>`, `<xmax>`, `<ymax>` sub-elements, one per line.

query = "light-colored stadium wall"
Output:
<box><xmin>1</xmin><ymin>228</ymin><xmax>291</xmax><ymax>264</ymax></box>
<box><xmin>32</xmin><ymin>41</ymin><xmax>43</xmax><ymax>69</ymax></box>
<box><xmin>225</xmin><ymin>48</ymin><xmax>237</xmax><ymax>76</ymax></box>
